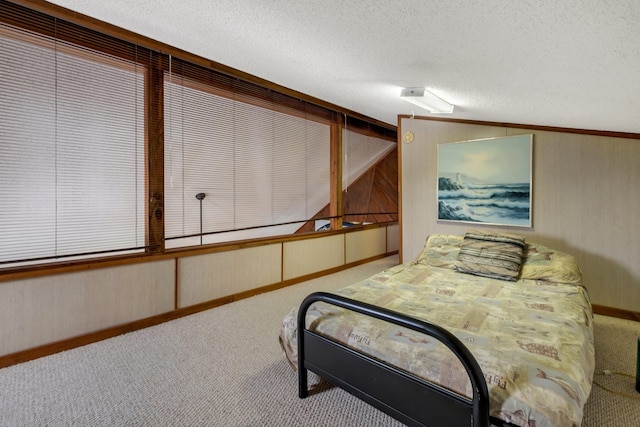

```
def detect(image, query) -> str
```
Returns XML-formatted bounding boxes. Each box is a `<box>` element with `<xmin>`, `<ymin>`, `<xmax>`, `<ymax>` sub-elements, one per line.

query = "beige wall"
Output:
<box><xmin>0</xmin><ymin>260</ymin><xmax>176</xmax><ymax>356</ymax></box>
<box><xmin>179</xmin><ymin>244</ymin><xmax>283</xmax><ymax>307</ymax></box>
<box><xmin>399</xmin><ymin>118</ymin><xmax>640</xmax><ymax>312</ymax></box>
<box><xmin>0</xmin><ymin>225</ymin><xmax>398</xmax><ymax>358</ymax></box>
<box><xmin>283</xmin><ymin>235</ymin><xmax>345</xmax><ymax>280</ymax></box>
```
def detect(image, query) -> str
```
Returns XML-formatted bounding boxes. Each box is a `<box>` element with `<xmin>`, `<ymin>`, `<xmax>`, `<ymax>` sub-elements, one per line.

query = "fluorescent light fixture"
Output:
<box><xmin>400</xmin><ymin>87</ymin><xmax>454</xmax><ymax>114</ymax></box>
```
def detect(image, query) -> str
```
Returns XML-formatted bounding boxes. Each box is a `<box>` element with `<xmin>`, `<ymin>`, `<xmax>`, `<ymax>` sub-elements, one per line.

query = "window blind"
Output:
<box><xmin>164</xmin><ymin>73</ymin><xmax>330</xmax><ymax>247</ymax></box>
<box><xmin>0</xmin><ymin>23</ymin><xmax>146</xmax><ymax>266</ymax></box>
<box><xmin>0</xmin><ymin>0</ymin><xmax>397</xmax><ymax>264</ymax></box>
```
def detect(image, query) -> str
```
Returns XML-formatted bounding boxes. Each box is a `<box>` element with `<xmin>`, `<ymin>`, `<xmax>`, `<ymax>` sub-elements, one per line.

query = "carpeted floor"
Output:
<box><xmin>582</xmin><ymin>314</ymin><xmax>640</xmax><ymax>427</ymax></box>
<box><xmin>0</xmin><ymin>255</ymin><xmax>638</xmax><ymax>426</ymax></box>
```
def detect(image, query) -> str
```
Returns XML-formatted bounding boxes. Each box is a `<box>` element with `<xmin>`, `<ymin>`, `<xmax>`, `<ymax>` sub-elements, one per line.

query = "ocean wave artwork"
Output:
<box><xmin>438</xmin><ymin>175</ymin><xmax>530</xmax><ymax>225</ymax></box>
<box><xmin>437</xmin><ymin>135</ymin><xmax>532</xmax><ymax>227</ymax></box>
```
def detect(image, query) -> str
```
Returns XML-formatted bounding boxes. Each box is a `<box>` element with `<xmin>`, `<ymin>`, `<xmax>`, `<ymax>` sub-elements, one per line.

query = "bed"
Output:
<box><xmin>279</xmin><ymin>231</ymin><xmax>595</xmax><ymax>427</ymax></box>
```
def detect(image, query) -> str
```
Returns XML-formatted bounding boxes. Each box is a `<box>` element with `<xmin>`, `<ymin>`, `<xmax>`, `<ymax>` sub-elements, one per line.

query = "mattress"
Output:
<box><xmin>280</xmin><ymin>235</ymin><xmax>595</xmax><ymax>427</ymax></box>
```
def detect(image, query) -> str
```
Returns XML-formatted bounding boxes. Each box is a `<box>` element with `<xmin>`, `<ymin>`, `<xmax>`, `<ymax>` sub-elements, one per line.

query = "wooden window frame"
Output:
<box><xmin>0</xmin><ymin>0</ymin><xmax>397</xmax><ymax>277</ymax></box>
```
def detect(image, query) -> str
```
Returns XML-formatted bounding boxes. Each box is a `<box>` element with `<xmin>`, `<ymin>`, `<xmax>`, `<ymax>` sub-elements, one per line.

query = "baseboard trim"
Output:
<box><xmin>0</xmin><ymin>251</ymin><xmax>398</xmax><ymax>369</ymax></box>
<box><xmin>592</xmin><ymin>304</ymin><xmax>640</xmax><ymax>322</ymax></box>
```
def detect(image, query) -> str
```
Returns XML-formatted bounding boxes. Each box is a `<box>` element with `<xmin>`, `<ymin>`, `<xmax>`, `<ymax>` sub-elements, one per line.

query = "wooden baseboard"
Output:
<box><xmin>592</xmin><ymin>304</ymin><xmax>640</xmax><ymax>322</ymax></box>
<box><xmin>0</xmin><ymin>251</ymin><xmax>398</xmax><ymax>369</ymax></box>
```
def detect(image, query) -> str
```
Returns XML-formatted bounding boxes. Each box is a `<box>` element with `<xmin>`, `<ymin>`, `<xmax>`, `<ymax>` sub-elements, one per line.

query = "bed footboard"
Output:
<box><xmin>297</xmin><ymin>291</ymin><xmax>490</xmax><ymax>427</ymax></box>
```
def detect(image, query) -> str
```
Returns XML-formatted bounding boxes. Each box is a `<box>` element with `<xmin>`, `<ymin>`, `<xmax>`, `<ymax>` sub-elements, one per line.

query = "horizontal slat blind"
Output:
<box><xmin>0</xmin><ymin>23</ymin><xmax>146</xmax><ymax>266</ymax></box>
<box><xmin>164</xmin><ymin>71</ymin><xmax>330</xmax><ymax>247</ymax></box>
<box><xmin>0</xmin><ymin>1</ymin><xmax>398</xmax><ymax>266</ymax></box>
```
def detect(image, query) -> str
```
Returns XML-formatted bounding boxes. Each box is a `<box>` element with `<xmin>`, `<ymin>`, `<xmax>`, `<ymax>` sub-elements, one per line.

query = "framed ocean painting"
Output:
<box><xmin>437</xmin><ymin>134</ymin><xmax>533</xmax><ymax>227</ymax></box>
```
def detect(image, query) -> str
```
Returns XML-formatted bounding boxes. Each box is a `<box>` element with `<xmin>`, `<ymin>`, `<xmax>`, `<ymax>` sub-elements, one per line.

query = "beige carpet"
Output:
<box><xmin>0</xmin><ymin>255</ymin><xmax>638</xmax><ymax>426</ymax></box>
<box><xmin>583</xmin><ymin>314</ymin><xmax>640</xmax><ymax>427</ymax></box>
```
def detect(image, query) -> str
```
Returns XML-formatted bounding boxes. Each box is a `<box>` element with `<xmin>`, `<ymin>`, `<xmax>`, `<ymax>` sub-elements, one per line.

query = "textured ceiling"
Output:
<box><xmin>48</xmin><ymin>0</ymin><xmax>640</xmax><ymax>133</ymax></box>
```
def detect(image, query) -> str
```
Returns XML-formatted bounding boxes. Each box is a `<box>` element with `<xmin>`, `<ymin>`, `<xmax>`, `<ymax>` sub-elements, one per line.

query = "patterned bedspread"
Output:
<box><xmin>280</xmin><ymin>238</ymin><xmax>595</xmax><ymax>427</ymax></box>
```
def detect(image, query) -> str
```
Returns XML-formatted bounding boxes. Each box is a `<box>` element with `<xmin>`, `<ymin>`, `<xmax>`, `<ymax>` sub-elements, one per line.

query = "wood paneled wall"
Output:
<box><xmin>297</xmin><ymin>147</ymin><xmax>399</xmax><ymax>233</ymax></box>
<box><xmin>399</xmin><ymin>117</ymin><xmax>640</xmax><ymax>315</ymax></box>
<box><xmin>344</xmin><ymin>148</ymin><xmax>399</xmax><ymax>224</ymax></box>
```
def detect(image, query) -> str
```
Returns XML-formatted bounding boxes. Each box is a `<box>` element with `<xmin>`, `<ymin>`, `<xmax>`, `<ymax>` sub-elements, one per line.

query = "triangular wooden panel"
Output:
<box><xmin>297</xmin><ymin>148</ymin><xmax>398</xmax><ymax>233</ymax></box>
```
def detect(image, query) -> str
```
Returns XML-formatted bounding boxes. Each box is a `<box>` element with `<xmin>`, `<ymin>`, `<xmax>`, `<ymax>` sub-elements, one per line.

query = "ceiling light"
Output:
<box><xmin>400</xmin><ymin>87</ymin><xmax>454</xmax><ymax>114</ymax></box>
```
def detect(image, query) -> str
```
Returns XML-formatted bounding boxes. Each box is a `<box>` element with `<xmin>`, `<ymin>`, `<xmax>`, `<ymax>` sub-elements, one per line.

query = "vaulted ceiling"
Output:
<box><xmin>48</xmin><ymin>0</ymin><xmax>640</xmax><ymax>133</ymax></box>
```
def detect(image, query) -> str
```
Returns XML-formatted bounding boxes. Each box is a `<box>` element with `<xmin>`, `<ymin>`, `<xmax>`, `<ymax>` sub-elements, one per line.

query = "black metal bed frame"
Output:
<box><xmin>297</xmin><ymin>291</ymin><xmax>513</xmax><ymax>427</ymax></box>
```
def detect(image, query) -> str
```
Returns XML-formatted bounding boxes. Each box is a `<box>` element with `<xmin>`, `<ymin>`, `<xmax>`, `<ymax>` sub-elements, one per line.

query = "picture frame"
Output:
<box><xmin>437</xmin><ymin>134</ymin><xmax>533</xmax><ymax>227</ymax></box>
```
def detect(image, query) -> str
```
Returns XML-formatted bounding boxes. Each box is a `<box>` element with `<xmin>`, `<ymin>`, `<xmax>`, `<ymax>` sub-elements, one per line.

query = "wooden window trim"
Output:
<box><xmin>0</xmin><ymin>0</ymin><xmax>398</xmax><ymax>276</ymax></box>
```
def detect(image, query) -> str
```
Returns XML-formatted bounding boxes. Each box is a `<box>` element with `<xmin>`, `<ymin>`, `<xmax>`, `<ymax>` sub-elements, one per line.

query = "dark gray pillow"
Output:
<box><xmin>454</xmin><ymin>230</ymin><xmax>526</xmax><ymax>281</ymax></box>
